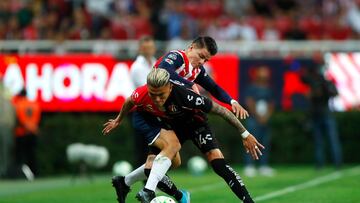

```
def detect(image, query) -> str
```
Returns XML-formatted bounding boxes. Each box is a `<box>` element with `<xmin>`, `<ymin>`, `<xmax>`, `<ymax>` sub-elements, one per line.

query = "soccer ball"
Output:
<box><xmin>112</xmin><ymin>161</ymin><xmax>133</xmax><ymax>176</ymax></box>
<box><xmin>150</xmin><ymin>196</ymin><xmax>176</xmax><ymax>203</ymax></box>
<box><xmin>187</xmin><ymin>156</ymin><xmax>207</xmax><ymax>176</ymax></box>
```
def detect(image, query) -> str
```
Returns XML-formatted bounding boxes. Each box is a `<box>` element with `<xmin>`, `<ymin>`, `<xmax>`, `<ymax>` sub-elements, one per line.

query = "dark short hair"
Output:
<box><xmin>192</xmin><ymin>36</ymin><xmax>218</xmax><ymax>55</ymax></box>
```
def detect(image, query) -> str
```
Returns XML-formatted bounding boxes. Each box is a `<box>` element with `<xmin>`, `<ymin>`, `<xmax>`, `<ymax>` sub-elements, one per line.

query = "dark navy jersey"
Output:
<box><xmin>164</xmin><ymin>84</ymin><xmax>219</xmax><ymax>150</ymax></box>
<box><xmin>132</xmin><ymin>83</ymin><xmax>215</xmax><ymax>144</ymax></box>
<box><xmin>154</xmin><ymin>50</ymin><xmax>233</xmax><ymax>105</ymax></box>
<box><xmin>163</xmin><ymin>84</ymin><xmax>213</xmax><ymax>125</ymax></box>
<box><xmin>131</xmin><ymin>83</ymin><xmax>212</xmax><ymax>122</ymax></box>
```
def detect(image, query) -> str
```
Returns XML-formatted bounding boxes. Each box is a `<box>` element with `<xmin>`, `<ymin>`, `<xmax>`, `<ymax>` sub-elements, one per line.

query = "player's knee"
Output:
<box><xmin>145</xmin><ymin>154</ymin><xmax>156</xmax><ymax>168</ymax></box>
<box><xmin>144</xmin><ymin>168</ymin><xmax>151</xmax><ymax>177</ymax></box>
<box><xmin>166</xmin><ymin>141</ymin><xmax>181</xmax><ymax>155</ymax></box>
<box><xmin>206</xmin><ymin>149</ymin><xmax>224</xmax><ymax>162</ymax></box>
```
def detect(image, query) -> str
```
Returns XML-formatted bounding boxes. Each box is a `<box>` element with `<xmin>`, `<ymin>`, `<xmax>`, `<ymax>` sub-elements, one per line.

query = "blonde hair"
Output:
<box><xmin>147</xmin><ymin>68</ymin><xmax>170</xmax><ymax>88</ymax></box>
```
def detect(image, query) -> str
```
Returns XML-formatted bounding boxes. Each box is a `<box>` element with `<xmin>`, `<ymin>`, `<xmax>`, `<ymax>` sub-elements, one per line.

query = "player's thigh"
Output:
<box><xmin>159</xmin><ymin>129</ymin><xmax>179</xmax><ymax>144</ymax></box>
<box><xmin>145</xmin><ymin>145</ymin><xmax>181</xmax><ymax>168</ymax></box>
<box><xmin>191</xmin><ymin>124</ymin><xmax>223</xmax><ymax>159</ymax></box>
<box><xmin>152</xmin><ymin>136</ymin><xmax>167</xmax><ymax>150</ymax></box>
<box><xmin>155</xmin><ymin>129</ymin><xmax>181</xmax><ymax>159</ymax></box>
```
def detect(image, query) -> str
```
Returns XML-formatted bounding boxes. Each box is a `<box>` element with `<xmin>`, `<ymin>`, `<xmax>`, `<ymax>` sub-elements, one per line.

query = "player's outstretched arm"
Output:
<box><xmin>210</xmin><ymin>101</ymin><xmax>264</xmax><ymax>160</ymax></box>
<box><xmin>102</xmin><ymin>97</ymin><xmax>135</xmax><ymax>135</ymax></box>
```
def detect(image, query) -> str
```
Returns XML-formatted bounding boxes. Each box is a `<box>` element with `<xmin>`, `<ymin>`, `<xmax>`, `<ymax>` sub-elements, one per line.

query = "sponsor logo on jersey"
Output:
<box><xmin>187</xmin><ymin>95</ymin><xmax>194</xmax><ymax>101</ymax></box>
<box><xmin>167</xmin><ymin>53</ymin><xmax>177</xmax><ymax>60</ymax></box>
<box><xmin>195</xmin><ymin>97</ymin><xmax>205</xmax><ymax>106</ymax></box>
<box><xmin>165</xmin><ymin>58</ymin><xmax>174</xmax><ymax>65</ymax></box>
<box><xmin>145</xmin><ymin>104</ymin><xmax>155</xmax><ymax>112</ymax></box>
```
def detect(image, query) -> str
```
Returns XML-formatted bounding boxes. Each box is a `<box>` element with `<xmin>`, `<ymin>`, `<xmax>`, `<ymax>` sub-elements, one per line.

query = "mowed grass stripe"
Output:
<box><xmin>254</xmin><ymin>165</ymin><xmax>360</xmax><ymax>202</ymax></box>
<box><xmin>0</xmin><ymin>175</ymin><xmax>109</xmax><ymax>197</ymax></box>
<box><xmin>183</xmin><ymin>165</ymin><xmax>360</xmax><ymax>202</ymax></box>
<box><xmin>1</xmin><ymin>166</ymin><xmax>359</xmax><ymax>203</ymax></box>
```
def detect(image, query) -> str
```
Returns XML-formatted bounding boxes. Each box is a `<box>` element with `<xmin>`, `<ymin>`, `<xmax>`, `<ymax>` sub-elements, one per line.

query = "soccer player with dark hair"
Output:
<box><xmin>104</xmin><ymin>36</ymin><xmax>249</xmax><ymax>203</ymax></box>
<box><xmin>103</xmin><ymin>68</ymin><xmax>263</xmax><ymax>203</ymax></box>
<box><xmin>154</xmin><ymin>36</ymin><xmax>247</xmax><ymax>118</ymax></box>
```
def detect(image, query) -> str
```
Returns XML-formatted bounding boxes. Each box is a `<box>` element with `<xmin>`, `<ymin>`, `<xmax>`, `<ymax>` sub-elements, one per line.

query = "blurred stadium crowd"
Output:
<box><xmin>2</xmin><ymin>0</ymin><xmax>360</xmax><ymax>41</ymax></box>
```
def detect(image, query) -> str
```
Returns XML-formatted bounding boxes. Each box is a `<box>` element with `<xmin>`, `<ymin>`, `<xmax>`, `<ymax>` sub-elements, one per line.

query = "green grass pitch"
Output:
<box><xmin>0</xmin><ymin>165</ymin><xmax>359</xmax><ymax>203</ymax></box>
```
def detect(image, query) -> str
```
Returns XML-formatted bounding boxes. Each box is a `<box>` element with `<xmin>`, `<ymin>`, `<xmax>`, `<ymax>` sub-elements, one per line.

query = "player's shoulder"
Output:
<box><xmin>166</xmin><ymin>50</ymin><xmax>185</xmax><ymax>61</ymax></box>
<box><xmin>131</xmin><ymin>85</ymin><xmax>148</xmax><ymax>102</ymax></box>
<box><xmin>155</xmin><ymin>50</ymin><xmax>185</xmax><ymax>68</ymax></box>
<box><xmin>171</xmin><ymin>83</ymin><xmax>197</xmax><ymax>97</ymax></box>
<box><xmin>169</xmin><ymin>50</ymin><xmax>184</xmax><ymax>56</ymax></box>
<box><xmin>172</xmin><ymin>82</ymin><xmax>187</xmax><ymax>91</ymax></box>
<box><xmin>198</xmin><ymin>66</ymin><xmax>207</xmax><ymax>75</ymax></box>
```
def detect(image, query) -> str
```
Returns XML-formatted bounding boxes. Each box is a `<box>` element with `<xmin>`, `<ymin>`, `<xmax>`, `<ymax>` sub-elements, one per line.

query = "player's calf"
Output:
<box><xmin>144</xmin><ymin>168</ymin><xmax>188</xmax><ymax>202</ymax></box>
<box><xmin>210</xmin><ymin>158</ymin><xmax>254</xmax><ymax>203</ymax></box>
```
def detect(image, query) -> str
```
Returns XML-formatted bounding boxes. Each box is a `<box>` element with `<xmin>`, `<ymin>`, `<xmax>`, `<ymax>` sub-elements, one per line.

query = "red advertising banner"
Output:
<box><xmin>0</xmin><ymin>54</ymin><xmax>239</xmax><ymax>112</ymax></box>
<box><xmin>207</xmin><ymin>53</ymin><xmax>239</xmax><ymax>102</ymax></box>
<box><xmin>0</xmin><ymin>54</ymin><xmax>134</xmax><ymax>111</ymax></box>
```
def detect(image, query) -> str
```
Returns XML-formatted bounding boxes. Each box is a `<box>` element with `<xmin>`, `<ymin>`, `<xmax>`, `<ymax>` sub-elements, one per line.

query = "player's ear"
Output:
<box><xmin>189</xmin><ymin>44</ymin><xmax>194</xmax><ymax>50</ymax></box>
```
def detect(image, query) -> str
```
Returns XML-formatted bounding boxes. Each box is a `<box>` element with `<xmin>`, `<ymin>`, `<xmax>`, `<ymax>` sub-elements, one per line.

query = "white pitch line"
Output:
<box><xmin>254</xmin><ymin>166</ymin><xmax>360</xmax><ymax>202</ymax></box>
<box><xmin>187</xmin><ymin>166</ymin><xmax>360</xmax><ymax>202</ymax></box>
<box><xmin>254</xmin><ymin>171</ymin><xmax>343</xmax><ymax>202</ymax></box>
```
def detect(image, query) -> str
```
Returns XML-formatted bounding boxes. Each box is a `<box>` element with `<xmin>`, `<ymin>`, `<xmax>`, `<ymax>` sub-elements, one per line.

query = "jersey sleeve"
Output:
<box><xmin>155</xmin><ymin>51</ymin><xmax>194</xmax><ymax>87</ymax></box>
<box><xmin>178</xmin><ymin>86</ymin><xmax>213</xmax><ymax>113</ymax></box>
<box><xmin>194</xmin><ymin>67</ymin><xmax>233</xmax><ymax>104</ymax></box>
<box><xmin>131</xmin><ymin>85</ymin><xmax>147</xmax><ymax>106</ymax></box>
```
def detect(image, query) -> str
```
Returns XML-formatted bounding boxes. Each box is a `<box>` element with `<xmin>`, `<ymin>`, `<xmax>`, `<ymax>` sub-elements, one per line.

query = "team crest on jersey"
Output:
<box><xmin>145</xmin><ymin>104</ymin><xmax>155</xmax><ymax>112</ymax></box>
<box><xmin>168</xmin><ymin>53</ymin><xmax>177</xmax><ymax>60</ymax></box>
<box><xmin>165</xmin><ymin>58</ymin><xmax>174</xmax><ymax>65</ymax></box>
<box><xmin>167</xmin><ymin>104</ymin><xmax>178</xmax><ymax>113</ymax></box>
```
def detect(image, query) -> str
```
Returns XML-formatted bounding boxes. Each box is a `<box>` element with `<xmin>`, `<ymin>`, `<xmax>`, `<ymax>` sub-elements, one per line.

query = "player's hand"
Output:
<box><xmin>102</xmin><ymin>118</ymin><xmax>120</xmax><ymax>135</ymax></box>
<box><xmin>242</xmin><ymin>134</ymin><xmax>264</xmax><ymax>160</ymax></box>
<box><xmin>191</xmin><ymin>84</ymin><xmax>200</xmax><ymax>94</ymax></box>
<box><xmin>231</xmin><ymin>100</ymin><xmax>249</xmax><ymax>119</ymax></box>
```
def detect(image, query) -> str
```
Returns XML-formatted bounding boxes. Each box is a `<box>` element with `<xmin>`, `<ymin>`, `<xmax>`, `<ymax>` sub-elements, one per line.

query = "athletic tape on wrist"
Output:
<box><xmin>230</xmin><ymin>99</ymin><xmax>238</xmax><ymax>105</ymax></box>
<box><xmin>241</xmin><ymin>130</ymin><xmax>250</xmax><ymax>139</ymax></box>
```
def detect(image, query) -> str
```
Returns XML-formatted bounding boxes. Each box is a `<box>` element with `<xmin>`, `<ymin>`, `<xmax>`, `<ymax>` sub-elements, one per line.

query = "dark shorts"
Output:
<box><xmin>132</xmin><ymin>112</ymin><xmax>163</xmax><ymax>145</ymax></box>
<box><xmin>171</xmin><ymin>119</ymin><xmax>219</xmax><ymax>154</ymax></box>
<box><xmin>132</xmin><ymin>112</ymin><xmax>219</xmax><ymax>154</ymax></box>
